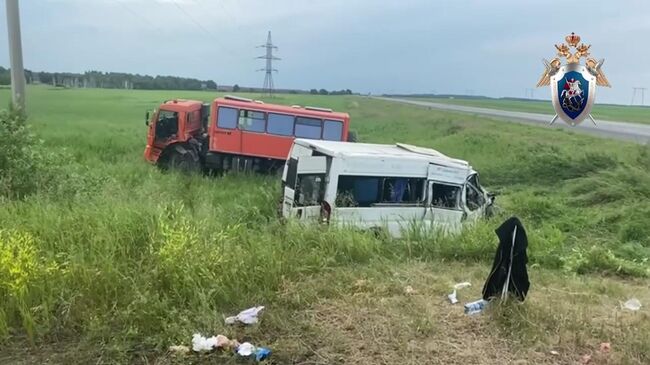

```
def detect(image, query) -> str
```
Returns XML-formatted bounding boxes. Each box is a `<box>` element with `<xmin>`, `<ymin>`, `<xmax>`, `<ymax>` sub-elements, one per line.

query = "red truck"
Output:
<box><xmin>144</xmin><ymin>95</ymin><xmax>352</xmax><ymax>172</ymax></box>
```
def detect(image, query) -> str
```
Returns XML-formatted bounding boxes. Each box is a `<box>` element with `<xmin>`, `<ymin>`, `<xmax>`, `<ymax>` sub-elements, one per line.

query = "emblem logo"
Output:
<box><xmin>536</xmin><ymin>33</ymin><xmax>610</xmax><ymax>126</ymax></box>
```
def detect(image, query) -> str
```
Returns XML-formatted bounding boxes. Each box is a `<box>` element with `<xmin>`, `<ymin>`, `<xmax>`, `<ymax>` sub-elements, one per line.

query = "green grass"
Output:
<box><xmin>410</xmin><ymin>96</ymin><xmax>650</xmax><ymax>124</ymax></box>
<box><xmin>0</xmin><ymin>86</ymin><xmax>649</xmax><ymax>364</ymax></box>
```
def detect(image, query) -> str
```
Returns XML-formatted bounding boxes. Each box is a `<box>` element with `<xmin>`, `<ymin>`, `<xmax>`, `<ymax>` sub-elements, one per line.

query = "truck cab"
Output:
<box><xmin>143</xmin><ymin>99</ymin><xmax>208</xmax><ymax>170</ymax></box>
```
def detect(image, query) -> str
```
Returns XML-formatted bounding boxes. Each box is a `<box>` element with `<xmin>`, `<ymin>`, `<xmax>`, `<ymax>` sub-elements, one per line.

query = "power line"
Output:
<box><xmin>170</xmin><ymin>0</ymin><xmax>219</xmax><ymax>42</ymax></box>
<box><xmin>257</xmin><ymin>31</ymin><xmax>280</xmax><ymax>96</ymax></box>
<box><xmin>114</xmin><ymin>0</ymin><xmax>159</xmax><ymax>32</ymax></box>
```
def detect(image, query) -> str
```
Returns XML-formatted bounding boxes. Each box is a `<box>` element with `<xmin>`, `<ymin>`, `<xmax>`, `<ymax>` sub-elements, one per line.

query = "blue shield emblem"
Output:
<box><xmin>550</xmin><ymin>64</ymin><xmax>596</xmax><ymax>126</ymax></box>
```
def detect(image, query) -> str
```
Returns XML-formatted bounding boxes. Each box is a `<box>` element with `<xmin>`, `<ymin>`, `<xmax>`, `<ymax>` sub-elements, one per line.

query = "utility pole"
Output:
<box><xmin>257</xmin><ymin>31</ymin><xmax>280</xmax><ymax>96</ymax></box>
<box><xmin>525</xmin><ymin>88</ymin><xmax>535</xmax><ymax>99</ymax></box>
<box><xmin>632</xmin><ymin>87</ymin><xmax>647</xmax><ymax>106</ymax></box>
<box><xmin>6</xmin><ymin>0</ymin><xmax>26</xmax><ymax>110</ymax></box>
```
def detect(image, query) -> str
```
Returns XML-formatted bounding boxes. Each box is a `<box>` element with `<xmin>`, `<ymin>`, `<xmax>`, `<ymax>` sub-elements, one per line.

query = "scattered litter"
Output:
<box><xmin>464</xmin><ymin>298</ymin><xmax>489</xmax><ymax>315</ymax></box>
<box><xmin>549</xmin><ymin>350</ymin><xmax>559</xmax><ymax>356</ymax></box>
<box><xmin>599</xmin><ymin>342</ymin><xmax>611</xmax><ymax>353</ymax></box>
<box><xmin>404</xmin><ymin>285</ymin><xmax>417</xmax><ymax>295</ymax></box>
<box><xmin>216</xmin><ymin>334</ymin><xmax>235</xmax><ymax>349</ymax></box>
<box><xmin>448</xmin><ymin>281</ymin><xmax>471</xmax><ymax>304</ymax></box>
<box><xmin>255</xmin><ymin>347</ymin><xmax>272</xmax><ymax>361</ymax></box>
<box><xmin>225</xmin><ymin>306</ymin><xmax>265</xmax><ymax>325</ymax></box>
<box><xmin>622</xmin><ymin>298</ymin><xmax>641</xmax><ymax>311</ymax></box>
<box><xmin>191</xmin><ymin>333</ymin><xmax>238</xmax><ymax>352</ymax></box>
<box><xmin>579</xmin><ymin>354</ymin><xmax>592</xmax><ymax>364</ymax></box>
<box><xmin>237</xmin><ymin>342</ymin><xmax>256</xmax><ymax>356</ymax></box>
<box><xmin>235</xmin><ymin>342</ymin><xmax>272</xmax><ymax>361</ymax></box>
<box><xmin>168</xmin><ymin>345</ymin><xmax>190</xmax><ymax>354</ymax></box>
<box><xmin>192</xmin><ymin>333</ymin><xmax>219</xmax><ymax>352</ymax></box>
<box><xmin>448</xmin><ymin>290</ymin><xmax>458</xmax><ymax>304</ymax></box>
<box><xmin>454</xmin><ymin>282</ymin><xmax>471</xmax><ymax>290</ymax></box>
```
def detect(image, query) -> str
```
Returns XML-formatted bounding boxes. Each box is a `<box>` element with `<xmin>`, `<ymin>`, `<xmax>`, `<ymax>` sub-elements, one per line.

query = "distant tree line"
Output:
<box><xmin>0</xmin><ymin>66</ymin><xmax>355</xmax><ymax>95</ymax></box>
<box><xmin>0</xmin><ymin>66</ymin><xmax>217</xmax><ymax>91</ymax></box>
<box><xmin>310</xmin><ymin>88</ymin><xmax>353</xmax><ymax>95</ymax></box>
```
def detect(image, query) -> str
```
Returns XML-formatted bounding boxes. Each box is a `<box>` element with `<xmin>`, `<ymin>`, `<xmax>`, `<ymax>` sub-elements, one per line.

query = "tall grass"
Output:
<box><xmin>0</xmin><ymin>87</ymin><xmax>648</xmax><ymax>360</ymax></box>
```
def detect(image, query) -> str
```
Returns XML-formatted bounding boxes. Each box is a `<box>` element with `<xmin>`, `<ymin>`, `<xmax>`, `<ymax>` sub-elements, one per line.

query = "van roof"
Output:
<box><xmin>294</xmin><ymin>139</ymin><xmax>471</xmax><ymax>170</ymax></box>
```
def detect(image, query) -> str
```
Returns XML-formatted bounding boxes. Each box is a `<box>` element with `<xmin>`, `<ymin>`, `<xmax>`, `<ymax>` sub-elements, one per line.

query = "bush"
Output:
<box><xmin>0</xmin><ymin>109</ymin><xmax>109</xmax><ymax>200</ymax></box>
<box><xmin>0</xmin><ymin>109</ymin><xmax>43</xmax><ymax>198</ymax></box>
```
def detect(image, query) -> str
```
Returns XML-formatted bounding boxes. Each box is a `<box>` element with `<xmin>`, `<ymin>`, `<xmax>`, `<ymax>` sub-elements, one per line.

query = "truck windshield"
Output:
<box><xmin>155</xmin><ymin>110</ymin><xmax>179</xmax><ymax>140</ymax></box>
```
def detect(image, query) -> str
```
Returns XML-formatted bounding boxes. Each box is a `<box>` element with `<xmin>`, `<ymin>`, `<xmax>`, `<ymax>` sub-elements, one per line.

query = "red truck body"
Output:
<box><xmin>144</xmin><ymin>95</ymin><xmax>351</xmax><ymax>172</ymax></box>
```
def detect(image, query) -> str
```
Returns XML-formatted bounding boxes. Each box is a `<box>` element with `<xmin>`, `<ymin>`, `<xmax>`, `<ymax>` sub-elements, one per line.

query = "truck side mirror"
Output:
<box><xmin>145</xmin><ymin>111</ymin><xmax>150</xmax><ymax>126</ymax></box>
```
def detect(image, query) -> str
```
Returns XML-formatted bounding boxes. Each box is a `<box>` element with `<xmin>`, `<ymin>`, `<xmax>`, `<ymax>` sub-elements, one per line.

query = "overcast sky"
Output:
<box><xmin>0</xmin><ymin>0</ymin><xmax>648</xmax><ymax>104</ymax></box>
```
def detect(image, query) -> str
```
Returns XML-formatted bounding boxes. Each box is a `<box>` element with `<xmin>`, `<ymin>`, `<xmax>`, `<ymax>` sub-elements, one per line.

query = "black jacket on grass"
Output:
<box><xmin>482</xmin><ymin>216</ymin><xmax>530</xmax><ymax>301</ymax></box>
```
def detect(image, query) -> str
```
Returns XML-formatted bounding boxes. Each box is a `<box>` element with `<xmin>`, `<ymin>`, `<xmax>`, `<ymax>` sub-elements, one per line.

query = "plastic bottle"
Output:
<box><xmin>464</xmin><ymin>299</ymin><xmax>489</xmax><ymax>315</ymax></box>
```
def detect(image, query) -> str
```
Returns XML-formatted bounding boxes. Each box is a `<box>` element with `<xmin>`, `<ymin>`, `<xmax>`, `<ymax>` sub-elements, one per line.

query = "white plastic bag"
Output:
<box><xmin>225</xmin><ymin>306</ymin><xmax>265</xmax><ymax>325</ymax></box>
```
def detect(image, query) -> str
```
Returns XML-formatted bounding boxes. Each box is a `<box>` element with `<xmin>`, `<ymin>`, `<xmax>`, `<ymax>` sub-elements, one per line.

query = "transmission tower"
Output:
<box><xmin>257</xmin><ymin>31</ymin><xmax>280</xmax><ymax>96</ymax></box>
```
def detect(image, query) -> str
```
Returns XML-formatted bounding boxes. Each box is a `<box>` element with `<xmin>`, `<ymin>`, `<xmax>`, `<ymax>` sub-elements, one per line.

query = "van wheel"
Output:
<box><xmin>168</xmin><ymin>151</ymin><xmax>199</xmax><ymax>173</ymax></box>
<box><xmin>347</xmin><ymin>130</ymin><xmax>358</xmax><ymax>142</ymax></box>
<box><xmin>369</xmin><ymin>226</ymin><xmax>388</xmax><ymax>239</ymax></box>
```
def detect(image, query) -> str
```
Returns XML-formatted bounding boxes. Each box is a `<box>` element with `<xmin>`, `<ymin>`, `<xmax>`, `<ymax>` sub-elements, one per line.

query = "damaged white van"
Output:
<box><xmin>281</xmin><ymin>139</ymin><xmax>494</xmax><ymax>237</ymax></box>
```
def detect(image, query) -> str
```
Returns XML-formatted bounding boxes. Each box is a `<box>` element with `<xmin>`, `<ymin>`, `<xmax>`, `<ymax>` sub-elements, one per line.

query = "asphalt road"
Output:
<box><xmin>374</xmin><ymin>97</ymin><xmax>650</xmax><ymax>144</ymax></box>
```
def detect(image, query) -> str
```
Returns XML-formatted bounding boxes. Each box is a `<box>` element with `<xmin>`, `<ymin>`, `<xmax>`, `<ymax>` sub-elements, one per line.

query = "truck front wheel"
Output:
<box><xmin>168</xmin><ymin>150</ymin><xmax>200</xmax><ymax>173</ymax></box>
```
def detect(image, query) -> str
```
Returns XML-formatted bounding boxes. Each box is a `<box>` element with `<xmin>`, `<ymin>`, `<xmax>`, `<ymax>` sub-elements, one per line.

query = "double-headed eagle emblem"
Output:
<box><xmin>536</xmin><ymin>33</ymin><xmax>610</xmax><ymax>126</ymax></box>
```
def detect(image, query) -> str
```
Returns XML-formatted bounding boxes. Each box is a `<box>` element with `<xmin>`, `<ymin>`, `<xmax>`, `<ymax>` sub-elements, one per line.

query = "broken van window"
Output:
<box><xmin>431</xmin><ymin>183</ymin><xmax>461</xmax><ymax>209</ymax></box>
<box><xmin>380</xmin><ymin>178</ymin><xmax>425</xmax><ymax>203</ymax></box>
<box><xmin>466</xmin><ymin>183</ymin><xmax>485</xmax><ymax>211</ymax></box>
<box><xmin>296</xmin><ymin>174</ymin><xmax>324</xmax><ymax>206</ymax></box>
<box><xmin>336</xmin><ymin>176</ymin><xmax>425</xmax><ymax>207</ymax></box>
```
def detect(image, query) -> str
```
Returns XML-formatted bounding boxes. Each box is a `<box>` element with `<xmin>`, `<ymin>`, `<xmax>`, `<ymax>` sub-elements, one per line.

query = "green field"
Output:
<box><xmin>410</xmin><ymin>96</ymin><xmax>650</xmax><ymax>124</ymax></box>
<box><xmin>1</xmin><ymin>86</ymin><xmax>649</xmax><ymax>364</ymax></box>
